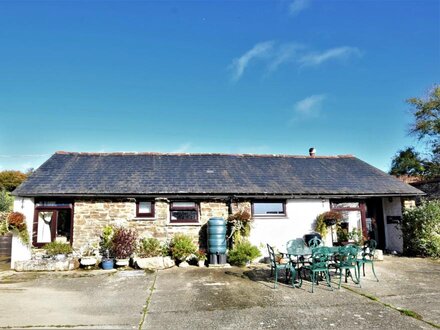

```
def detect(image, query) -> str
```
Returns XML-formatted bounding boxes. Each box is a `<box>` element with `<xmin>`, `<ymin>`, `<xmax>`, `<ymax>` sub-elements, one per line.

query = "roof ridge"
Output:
<box><xmin>55</xmin><ymin>151</ymin><xmax>355</xmax><ymax>159</ymax></box>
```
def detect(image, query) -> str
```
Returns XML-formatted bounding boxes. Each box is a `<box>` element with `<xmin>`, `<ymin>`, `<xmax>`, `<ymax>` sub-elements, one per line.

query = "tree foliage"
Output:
<box><xmin>402</xmin><ymin>200</ymin><xmax>440</xmax><ymax>258</ymax></box>
<box><xmin>389</xmin><ymin>147</ymin><xmax>425</xmax><ymax>176</ymax></box>
<box><xmin>0</xmin><ymin>171</ymin><xmax>28</xmax><ymax>192</ymax></box>
<box><xmin>407</xmin><ymin>85</ymin><xmax>440</xmax><ymax>177</ymax></box>
<box><xmin>390</xmin><ymin>86</ymin><xmax>440</xmax><ymax>178</ymax></box>
<box><xmin>0</xmin><ymin>189</ymin><xmax>13</xmax><ymax>212</ymax></box>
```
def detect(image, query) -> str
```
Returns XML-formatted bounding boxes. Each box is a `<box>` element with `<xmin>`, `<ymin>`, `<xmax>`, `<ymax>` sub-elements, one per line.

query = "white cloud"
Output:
<box><xmin>291</xmin><ymin>94</ymin><xmax>326</xmax><ymax>122</ymax></box>
<box><xmin>299</xmin><ymin>46</ymin><xmax>361</xmax><ymax>66</ymax></box>
<box><xmin>172</xmin><ymin>143</ymin><xmax>192</xmax><ymax>153</ymax></box>
<box><xmin>289</xmin><ymin>0</ymin><xmax>311</xmax><ymax>16</ymax></box>
<box><xmin>267</xmin><ymin>43</ymin><xmax>303</xmax><ymax>73</ymax></box>
<box><xmin>230</xmin><ymin>41</ymin><xmax>274</xmax><ymax>81</ymax></box>
<box><xmin>230</xmin><ymin>42</ymin><xmax>361</xmax><ymax>81</ymax></box>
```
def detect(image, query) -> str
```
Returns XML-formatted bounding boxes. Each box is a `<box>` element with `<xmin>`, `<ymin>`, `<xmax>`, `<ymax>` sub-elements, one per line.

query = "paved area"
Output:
<box><xmin>0</xmin><ymin>269</ymin><xmax>153</xmax><ymax>329</ymax></box>
<box><xmin>0</xmin><ymin>256</ymin><xmax>438</xmax><ymax>329</ymax></box>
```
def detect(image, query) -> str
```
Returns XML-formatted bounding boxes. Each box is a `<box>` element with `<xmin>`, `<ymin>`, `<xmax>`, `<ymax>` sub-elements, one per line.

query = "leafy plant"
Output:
<box><xmin>227</xmin><ymin>240</ymin><xmax>261</xmax><ymax>266</ymax></box>
<box><xmin>111</xmin><ymin>227</ymin><xmax>138</xmax><ymax>259</ymax></box>
<box><xmin>314</xmin><ymin>214</ymin><xmax>327</xmax><ymax>238</ymax></box>
<box><xmin>100</xmin><ymin>225</ymin><xmax>114</xmax><ymax>256</ymax></box>
<box><xmin>228</xmin><ymin>210</ymin><xmax>252</xmax><ymax>244</ymax></box>
<box><xmin>43</xmin><ymin>241</ymin><xmax>73</xmax><ymax>256</ymax></box>
<box><xmin>314</xmin><ymin>211</ymin><xmax>342</xmax><ymax>238</ymax></box>
<box><xmin>348</xmin><ymin>228</ymin><xmax>364</xmax><ymax>245</ymax></box>
<box><xmin>402</xmin><ymin>200</ymin><xmax>440</xmax><ymax>258</ymax></box>
<box><xmin>5</xmin><ymin>211</ymin><xmax>29</xmax><ymax>245</ymax></box>
<box><xmin>169</xmin><ymin>233</ymin><xmax>197</xmax><ymax>261</ymax></box>
<box><xmin>0</xmin><ymin>189</ymin><xmax>13</xmax><ymax>212</ymax></box>
<box><xmin>195</xmin><ymin>249</ymin><xmax>207</xmax><ymax>261</ymax></box>
<box><xmin>137</xmin><ymin>237</ymin><xmax>166</xmax><ymax>258</ymax></box>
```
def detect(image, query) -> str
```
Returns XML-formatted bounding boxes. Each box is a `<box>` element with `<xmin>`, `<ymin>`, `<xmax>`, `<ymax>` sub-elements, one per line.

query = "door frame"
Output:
<box><xmin>33</xmin><ymin>205</ymin><xmax>74</xmax><ymax>247</ymax></box>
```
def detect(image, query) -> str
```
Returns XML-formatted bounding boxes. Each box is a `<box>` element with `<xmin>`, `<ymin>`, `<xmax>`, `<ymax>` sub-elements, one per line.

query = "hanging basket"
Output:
<box><xmin>324</xmin><ymin>218</ymin><xmax>337</xmax><ymax>226</ymax></box>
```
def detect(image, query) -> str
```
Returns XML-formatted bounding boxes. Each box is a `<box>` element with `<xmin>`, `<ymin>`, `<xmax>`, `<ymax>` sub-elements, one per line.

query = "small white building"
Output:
<box><xmin>11</xmin><ymin>151</ymin><xmax>423</xmax><ymax>267</ymax></box>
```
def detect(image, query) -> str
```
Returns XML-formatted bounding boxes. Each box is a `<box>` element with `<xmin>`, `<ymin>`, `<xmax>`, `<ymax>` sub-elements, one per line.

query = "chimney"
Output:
<box><xmin>309</xmin><ymin>147</ymin><xmax>316</xmax><ymax>157</ymax></box>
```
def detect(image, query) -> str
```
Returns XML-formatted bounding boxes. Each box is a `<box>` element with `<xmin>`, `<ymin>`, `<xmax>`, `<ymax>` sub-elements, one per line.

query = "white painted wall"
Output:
<box><xmin>249</xmin><ymin>199</ymin><xmax>330</xmax><ymax>256</ymax></box>
<box><xmin>382</xmin><ymin>197</ymin><xmax>403</xmax><ymax>253</ymax></box>
<box><xmin>11</xmin><ymin>197</ymin><xmax>34</xmax><ymax>268</ymax></box>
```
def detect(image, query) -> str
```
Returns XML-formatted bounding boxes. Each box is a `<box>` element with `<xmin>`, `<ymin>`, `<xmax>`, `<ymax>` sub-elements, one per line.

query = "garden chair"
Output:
<box><xmin>267</xmin><ymin>244</ymin><xmax>301</xmax><ymax>289</ymax></box>
<box><xmin>335</xmin><ymin>245</ymin><xmax>361</xmax><ymax>289</ymax></box>
<box><xmin>357</xmin><ymin>239</ymin><xmax>379</xmax><ymax>282</ymax></box>
<box><xmin>286</xmin><ymin>238</ymin><xmax>306</xmax><ymax>264</ymax></box>
<box><xmin>308</xmin><ymin>236</ymin><xmax>323</xmax><ymax>248</ymax></box>
<box><xmin>302</xmin><ymin>246</ymin><xmax>332</xmax><ymax>293</ymax></box>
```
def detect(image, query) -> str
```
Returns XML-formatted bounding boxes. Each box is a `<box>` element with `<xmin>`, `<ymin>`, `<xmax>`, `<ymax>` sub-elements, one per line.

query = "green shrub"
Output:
<box><xmin>170</xmin><ymin>233</ymin><xmax>197</xmax><ymax>261</ymax></box>
<box><xmin>111</xmin><ymin>227</ymin><xmax>138</xmax><ymax>259</ymax></box>
<box><xmin>403</xmin><ymin>200</ymin><xmax>440</xmax><ymax>258</ymax></box>
<box><xmin>228</xmin><ymin>240</ymin><xmax>261</xmax><ymax>266</ymax></box>
<box><xmin>138</xmin><ymin>237</ymin><xmax>167</xmax><ymax>258</ymax></box>
<box><xmin>0</xmin><ymin>189</ymin><xmax>13</xmax><ymax>212</ymax></box>
<box><xmin>43</xmin><ymin>241</ymin><xmax>73</xmax><ymax>256</ymax></box>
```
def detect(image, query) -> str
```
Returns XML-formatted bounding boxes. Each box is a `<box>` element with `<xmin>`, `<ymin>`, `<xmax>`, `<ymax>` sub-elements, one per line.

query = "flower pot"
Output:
<box><xmin>198</xmin><ymin>260</ymin><xmax>206</xmax><ymax>267</ymax></box>
<box><xmin>54</xmin><ymin>254</ymin><xmax>67</xmax><ymax>261</ymax></box>
<box><xmin>101</xmin><ymin>258</ymin><xmax>114</xmax><ymax>270</ymax></box>
<box><xmin>115</xmin><ymin>258</ymin><xmax>129</xmax><ymax>267</ymax></box>
<box><xmin>325</xmin><ymin>219</ymin><xmax>337</xmax><ymax>226</ymax></box>
<box><xmin>80</xmin><ymin>257</ymin><xmax>97</xmax><ymax>267</ymax></box>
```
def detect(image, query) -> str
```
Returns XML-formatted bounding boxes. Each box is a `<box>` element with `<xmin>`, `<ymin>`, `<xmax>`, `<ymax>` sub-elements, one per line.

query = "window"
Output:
<box><xmin>136</xmin><ymin>201</ymin><xmax>155</xmax><ymax>218</ymax></box>
<box><xmin>170</xmin><ymin>202</ymin><xmax>198</xmax><ymax>223</ymax></box>
<box><xmin>252</xmin><ymin>201</ymin><xmax>286</xmax><ymax>216</ymax></box>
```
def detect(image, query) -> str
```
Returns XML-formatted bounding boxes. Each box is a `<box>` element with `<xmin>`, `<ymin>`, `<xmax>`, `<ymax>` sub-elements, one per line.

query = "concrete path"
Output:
<box><xmin>0</xmin><ymin>256</ymin><xmax>438</xmax><ymax>329</ymax></box>
<box><xmin>0</xmin><ymin>269</ymin><xmax>153</xmax><ymax>329</ymax></box>
<box><xmin>143</xmin><ymin>258</ymin><xmax>439</xmax><ymax>329</ymax></box>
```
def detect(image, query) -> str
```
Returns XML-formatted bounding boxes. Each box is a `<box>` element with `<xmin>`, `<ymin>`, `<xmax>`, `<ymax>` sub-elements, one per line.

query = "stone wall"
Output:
<box><xmin>72</xmin><ymin>199</ymin><xmax>229</xmax><ymax>250</ymax></box>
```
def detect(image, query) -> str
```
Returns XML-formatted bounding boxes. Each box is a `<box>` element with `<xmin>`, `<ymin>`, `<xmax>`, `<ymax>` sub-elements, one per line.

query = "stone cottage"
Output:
<box><xmin>11</xmin><ymin>151</ymin><xmax>423</xmax><ymax>266</ymax></box>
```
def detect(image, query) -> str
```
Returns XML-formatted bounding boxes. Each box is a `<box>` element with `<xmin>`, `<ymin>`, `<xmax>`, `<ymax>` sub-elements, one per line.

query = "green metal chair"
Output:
<box><xmin>308</xmin><ymin>236</ymin><xmax>323</xmax><ymax>248</ymax></box>
<box><xmin>286</xmin><ymin>238</ymin><xmax>306</xmax><ymax>250</ymax></box>
<box><xmin>357</xmin><ymin>239</ymin><xmax>379</xmax><ymax>282</ymax></box>
<box><xmin>336</xmin><ymin>245</ymin><xmax>361</xmax><ymax>289</ymax></box>
<box><xmin>267</xmin><ymin>244</ymin><xmax>301</xmax><ymax>289</ymax></box>
<box><xmin>286</xmin><ymin>239</ymin><xmax>306</xmax><ymax>264</ymax></box>
<box><xmin>302</xmin><ymin>246</ymin><xmax>333</xmax><ymax>293</ymax></box>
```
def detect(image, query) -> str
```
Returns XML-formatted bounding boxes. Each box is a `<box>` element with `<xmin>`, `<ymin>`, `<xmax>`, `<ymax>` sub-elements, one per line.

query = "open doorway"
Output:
<box><xmin>33</xmin><ymin>208</ymin><xmax>72</xmax><ymax>247</ymax></box>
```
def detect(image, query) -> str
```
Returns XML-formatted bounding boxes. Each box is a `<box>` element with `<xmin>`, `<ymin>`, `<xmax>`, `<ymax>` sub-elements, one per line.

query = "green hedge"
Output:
<box><xmin>402</xmin><ymin>200</ymin><xmax>440</xmax><ymax>258</ymax></box>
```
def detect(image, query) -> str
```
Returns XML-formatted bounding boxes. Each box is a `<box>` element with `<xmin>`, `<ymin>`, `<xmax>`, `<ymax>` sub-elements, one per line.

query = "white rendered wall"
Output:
<box><xmin>11</xmin><ymin>197</ymin><xmax>34</xmax><ymax>268</ymax></box>
<box><xmin>249</xmin><ymin>199</ymin><xmax>330</xmax><ymax>256</ymax></box>
<box><xmin>382</xmin><ymin>197</ymin><xmax>403</xmax><ymax>253</ymax></box>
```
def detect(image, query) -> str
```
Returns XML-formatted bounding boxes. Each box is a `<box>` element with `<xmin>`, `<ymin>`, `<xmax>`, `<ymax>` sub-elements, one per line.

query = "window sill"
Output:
<box><xmin>252</xmin><ymin>215</ymin><xmax>288</xmax><ymax>220</ymax></box>
<box><xmin>132</xmin><ymin>217</ymin><xmax>156</xmax><ymax>221</ymax></box>
<box><xmin>168</xmin><ymin>222</ymin><xmax>200</xmax><ymax>226</ymax></box>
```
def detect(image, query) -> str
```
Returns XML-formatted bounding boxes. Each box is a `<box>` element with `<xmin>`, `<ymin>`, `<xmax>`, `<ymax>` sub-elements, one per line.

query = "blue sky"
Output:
<box><xmin>0</xmin><ymin>0</ymin><xmax>439</xmax><ymax>172</ymax></box>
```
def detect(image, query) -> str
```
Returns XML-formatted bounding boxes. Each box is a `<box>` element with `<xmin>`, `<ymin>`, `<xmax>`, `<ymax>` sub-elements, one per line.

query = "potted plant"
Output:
<box><xmin>135</xmin><ymin>237</ymin><xmax>174</xmax><ymax>270</ymax></box>
<box><xmin>42</xmin><ymin>241</ymin><xmax>73</xmax><ymax>261</ymax></box>
<box><xmin>227</xmin><ymin>210</ymin><xmax>252</xmax><ymax>245</ymax></box>
<box><xmin>111</xmin><ymin>227</ymin><xmax>138</xmax><ymax>267</ymax></box>
<box><xmin>195</xmin><ymin>249</ymin><xmax>207</xmax><ymax>267</ymax></box>
<box><xmin>100</xmin><ymin>225</ymin><xmax>115</xmax><ymax>270</ymax></box>
<box><xmin>79</xmin><ymin>242</ymin><xmax>99</xmax><ymax>269</ymax></box>
<box><xmin>322</xmin><ymin>210</ymin><xmax>343</xmax><ymax>226</ymax></box>
<box><xmin>169</xmin><ymin>233</ymin><xmax>197</xmax><ymax>267</ymax></box>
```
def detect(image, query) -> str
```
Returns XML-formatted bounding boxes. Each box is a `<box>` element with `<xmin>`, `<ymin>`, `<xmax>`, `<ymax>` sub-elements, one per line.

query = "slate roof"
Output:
<box><xmin>13</xmin><ymin>152</ymin><xmax>423</xmax><ymax>197</ymax></box>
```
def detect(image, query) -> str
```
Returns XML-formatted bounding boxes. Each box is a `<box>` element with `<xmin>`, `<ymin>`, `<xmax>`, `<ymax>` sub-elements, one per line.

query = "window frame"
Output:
<box><xmin>169</xmin><ymin>202</ymin><xmax>199</xmax><ymax>224</ymax></box>
<box><xmin>136</xmin><ymin>201</ymin><xmax>155</xmax><ymax>218</ymax></box>
<box><xmin>251</xmin><ymin>200</ymin><xmax>287</xmax><ymax>217</ymax></box>
<box><xmin>33</xmin><ymin>202</ymin><xmax>74</xmax><ymax>248</ymax></box>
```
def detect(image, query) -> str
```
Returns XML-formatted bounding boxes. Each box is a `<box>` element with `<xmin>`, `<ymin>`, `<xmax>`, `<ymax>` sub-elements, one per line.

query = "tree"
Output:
<box><xmin>390</xmin><ymin>147</ymin><xmax>425</xmax><ymax>176</ymax></box>
<box><xmin>0</xmin><ymin>170</ymin><xmax>28</xmax><ymax>192</ymax></box>
<box><xmin>407</xmin><ymin>85</ymin><xmax>440</xmax><ymax>177</ymax></box>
